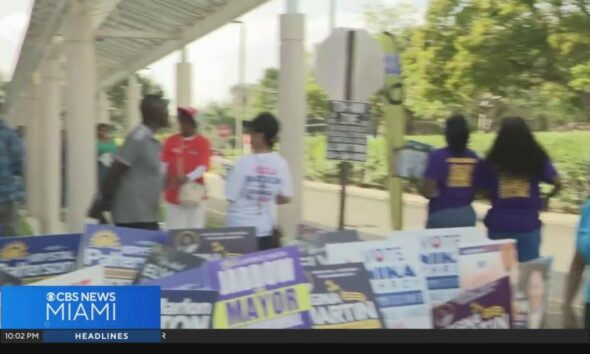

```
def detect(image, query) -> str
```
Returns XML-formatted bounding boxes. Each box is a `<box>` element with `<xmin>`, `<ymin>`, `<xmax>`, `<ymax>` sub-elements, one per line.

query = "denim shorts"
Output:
<box><xmin>488</xmin><ymin>229</ymin><xmax>541</xmax><ymax>262</ymax></box>
<box><xmin>427</xmin><ymin>205</ymin><xmax>477</xmax><ymax>229</ymax></box>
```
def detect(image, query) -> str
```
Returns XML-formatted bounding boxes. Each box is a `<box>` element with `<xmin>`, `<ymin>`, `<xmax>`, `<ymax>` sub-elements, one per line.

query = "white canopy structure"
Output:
<box><xmin>6</xmin><ymin>0</ymin><xmax>306</xmax><ymax>240</ymax></box>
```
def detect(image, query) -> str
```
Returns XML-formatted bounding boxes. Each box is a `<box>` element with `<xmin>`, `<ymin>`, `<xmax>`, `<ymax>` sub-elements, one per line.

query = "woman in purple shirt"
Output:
<box><xmin>479</xmin><ymin>117</ymin><xmax>562</xmax><ymax>262</ymax></box>
<box><xmin>421</xmin><ymin>115</ymin><xmax>480</xmax><ymax>229</ymax></box>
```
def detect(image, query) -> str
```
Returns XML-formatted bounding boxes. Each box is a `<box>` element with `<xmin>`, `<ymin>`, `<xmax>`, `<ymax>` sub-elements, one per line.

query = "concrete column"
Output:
<box><xmin>23</xmin><ymin>84</ymin><xmax>40</xmax><ymax>220</ymax></box>
<box><xmin>176</xmin><ymin>48</ymin><xmax>193</xmax><ymax>107</ymax></box>
<box><xmin>278</xmin><ymin>4</ymin><xmax>306</xmax><ymax>242</ymax></box>
<box><xmin>96</xmin><ymin>91</ymin><xmax>110</xmax><ymax>124</ymax></box>
<box><xmin>127</xmin><ymin>75</ymin><xmax>141</xmax><ymax>130</ymax></box>
<box><xmin>64</xmin><ymin>0</ymin><xmax>97</xmax><ymax>233</ymax></box>
<box><xmin>39</xmin><ymin>58</ymin><xmax>62</xmax><ymax>234</ymax></box>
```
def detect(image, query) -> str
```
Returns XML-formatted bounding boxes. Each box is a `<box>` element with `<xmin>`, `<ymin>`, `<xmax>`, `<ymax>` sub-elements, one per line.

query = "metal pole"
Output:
<box><xmin>338</xmin><ymin>30</ymin><xmax>356</xmax><ymax>230</ymax></box>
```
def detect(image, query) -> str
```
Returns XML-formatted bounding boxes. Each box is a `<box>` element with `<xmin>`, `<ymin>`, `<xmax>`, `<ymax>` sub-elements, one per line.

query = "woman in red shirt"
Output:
<box><xmin>162</xmin><ymin>107</ymin><xmax>211</xmax><ymax>229</ymax></box>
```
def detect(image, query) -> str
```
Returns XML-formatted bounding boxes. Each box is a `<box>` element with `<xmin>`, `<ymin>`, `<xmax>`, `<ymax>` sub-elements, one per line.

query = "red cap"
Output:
<box><xmin>177</xmin><ymin>107</ymin><xmax>198</xmax><ymax>118</ymax></box>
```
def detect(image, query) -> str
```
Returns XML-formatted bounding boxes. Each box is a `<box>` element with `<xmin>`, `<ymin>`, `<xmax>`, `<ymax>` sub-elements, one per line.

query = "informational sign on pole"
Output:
<box><xmin>326</xmin><ymin>100</ymin><xmax>370</xmax><ymax>162</ymax></box>
<box><xmin>316</xmin><ymin>28</ymin><xmax>384</xmax><ymax>230</ymax></box>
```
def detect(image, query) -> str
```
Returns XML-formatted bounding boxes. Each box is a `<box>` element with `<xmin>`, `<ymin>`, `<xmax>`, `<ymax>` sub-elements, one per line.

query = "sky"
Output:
<box><xmin>0</xmin><ymin>0</ymin><xmax>428</xmax><ymax>106</ymax></box>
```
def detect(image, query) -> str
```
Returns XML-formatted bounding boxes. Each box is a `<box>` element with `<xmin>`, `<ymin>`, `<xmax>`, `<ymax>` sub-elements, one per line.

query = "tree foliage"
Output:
<box><xmin>364</xmin><ymin>0</ymin><xmax>590</xmax><ymax>125</ymax></box>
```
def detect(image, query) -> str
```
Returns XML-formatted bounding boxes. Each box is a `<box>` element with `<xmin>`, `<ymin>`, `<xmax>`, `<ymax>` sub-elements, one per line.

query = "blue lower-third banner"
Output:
<box><xmin>1</xmin><ymin>286</ymin><xmax>160</xmax><ymax>329</ymax></box>
<box><xmin>43</xmin><ymin>330</ymin><xmax>162</xmax><ymax>343</ymax></box>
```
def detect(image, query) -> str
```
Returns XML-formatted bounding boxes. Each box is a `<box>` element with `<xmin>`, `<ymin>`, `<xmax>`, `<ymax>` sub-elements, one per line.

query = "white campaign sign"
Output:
<box><xmin>326</xmin><ymin>239</ymin><xmax>432</xmax><ymax>329</ymax></box>
<box><xmin>316</xmin><ymin>28</ymin><xmax>385</xmax><ymax>102</ymax></box>
<box><xmin>31</xmin><ymin>265</ymin><xmax>106</xmax><ymax>286</ymax></box>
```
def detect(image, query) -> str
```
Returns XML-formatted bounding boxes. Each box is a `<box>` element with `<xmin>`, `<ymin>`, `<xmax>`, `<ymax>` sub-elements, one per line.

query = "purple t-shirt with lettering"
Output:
<box><xmin>478</xmin><ymin>158</ymin><xmax>558</xmax><ymax>233</ymax></box>
<box><xmin>423</xmin><ymin>147</ymin><xmax>480</xmax><ymax>214</ymax></box>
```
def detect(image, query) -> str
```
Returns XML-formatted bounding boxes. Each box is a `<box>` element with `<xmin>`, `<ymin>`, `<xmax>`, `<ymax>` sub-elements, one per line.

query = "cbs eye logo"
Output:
<box><xmin>46</xmin><ymin>292</ymin><xmax>56</xmax><ymax>302</ymax></box>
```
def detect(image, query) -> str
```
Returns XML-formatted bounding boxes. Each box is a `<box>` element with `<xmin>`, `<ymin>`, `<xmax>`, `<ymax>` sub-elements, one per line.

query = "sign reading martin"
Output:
<box><xmin>306</xmin><ymin>263</ymin><xmax>383</xmax><ymax>329</ymax></box>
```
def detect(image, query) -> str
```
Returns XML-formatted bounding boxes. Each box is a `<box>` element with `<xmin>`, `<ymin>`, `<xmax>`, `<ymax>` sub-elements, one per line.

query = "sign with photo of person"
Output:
<box><xmin>169</xmin><ymin>227</ymin><xmax>257</xmax><ymax>261</ymax></box>
<box><xmin>305</xmin><ymin>263</ymin><xmax>384</xmax><ymax>329</ymax></box>
<box><xmin>512</xmin><ymin>257</ymin><xmax>553</xmax><ymax>329</ymax></box>
<box><xmin>432</xmin><ymin>277</ymin><xmax>512</xmax><ymax>329</ymax></box>
<box><xmin>0</xmin><ymin>234</ymin><xmax>81</xmax><ymax>284</ymax></box>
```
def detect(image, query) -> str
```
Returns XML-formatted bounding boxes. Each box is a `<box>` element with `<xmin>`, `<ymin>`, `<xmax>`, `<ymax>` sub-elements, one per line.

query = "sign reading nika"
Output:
<box><xmin>326</xmin><ymin>100</ymin><xmax>371</xmax><ymax>162</ymax></box>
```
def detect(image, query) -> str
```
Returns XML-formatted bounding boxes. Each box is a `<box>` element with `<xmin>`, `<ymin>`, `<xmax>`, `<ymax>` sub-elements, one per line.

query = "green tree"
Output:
<box><xmin>106</xmin><ymin>74</ymin><xmax>166</xmax><ymax>128</ymax></box>
<box><xmin>253</xmin><ymin>68</ymin><xmax>279</xmax><ymax>114</ymax></box>
<box><xmin>402</xmin><ymin>0</ymin><xmax>590</xmax><ymax>123</ymax></box>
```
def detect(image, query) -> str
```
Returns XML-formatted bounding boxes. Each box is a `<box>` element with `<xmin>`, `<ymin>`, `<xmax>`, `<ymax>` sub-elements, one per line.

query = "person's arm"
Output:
<box><xmin>224</xmin><ymin>160</ymin><xmax>245</xmax><ymax>203</ymax></box>
<box><xmin>563</xmin><ymin>252</ymin><xmax>585</xmax><ymax>328</ymax></box>
<box><xmin>541</xmin><ymin>159</ymin><xmax>562</xmax><ymax>210</ymax></box>
<box><xmin>277</xmin><ymin>159</ymin><xmax>294</xmax><ymax>205</ymax></box>
<box><xmin>417</xmin><ymin>152</ymin><xmax>439</xmax><ymax>199</ymax></box>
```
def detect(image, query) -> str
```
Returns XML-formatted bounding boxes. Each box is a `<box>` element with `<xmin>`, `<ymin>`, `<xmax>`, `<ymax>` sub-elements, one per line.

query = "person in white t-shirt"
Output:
<box><xmin>224</xmin><ymin>113</ymin><xmax>293</xmax><ymax>251</ymax></box>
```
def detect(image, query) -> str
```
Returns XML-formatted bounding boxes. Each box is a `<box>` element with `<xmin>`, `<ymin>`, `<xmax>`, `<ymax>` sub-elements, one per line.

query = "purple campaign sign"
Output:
<box><xmin>432</xmin><ymin>277</ymin><xmax>512</xmax><ymax>329</ymax></box>
<box><xmin>208</xmin><ymin>246</ymin><xmax>307</xmax><ymax>299</ymax></box>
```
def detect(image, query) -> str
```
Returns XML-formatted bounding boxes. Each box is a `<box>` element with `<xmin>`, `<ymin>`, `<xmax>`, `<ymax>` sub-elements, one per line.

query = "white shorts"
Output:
<box><xmin>165</xmin><ymin>201</ymin><xmax>207</xmax><ymax>230</ymax></box>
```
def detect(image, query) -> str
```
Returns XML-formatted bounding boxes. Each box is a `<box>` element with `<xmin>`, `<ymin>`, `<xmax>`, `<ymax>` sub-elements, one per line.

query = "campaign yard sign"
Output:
<box><xmin>169</xmin><ymin>227</ymin><xmax>257</xmax><ymax>261</ymax></box>
<box><xmin>141</xmin><ymin>264</ymin><xmax>211</xmax><ymax>290</ymax></box>
<box><xmin>208</xmin><ymin>246</ymin><xmax>312</xmax><ymax>329</ymax></box>
<box><xmin>305</xmin><ymin>263</ymin><xmax>384</xmax><ymax>329</ymax></box>
<box><xmin>512</xmin><ymin>257</ymin><xmax>553</xmax><ymax>329</ymax></box>
<box><xmin>161</xmin><ymin>290</ymin><xmax>217</xmax><ymax>329</ymax></box>
<box><xmin>327</xmin><ymin>239</ymin><xmax>432</xmax><ymax>329</ymax></box>
<box><xmin>133</xmin><ymin>245</ymin><xmax>207</xmax><ymax>285</ymax></box>
<box><xmin>31</xmin><ymin>265</ymin><xmax>106</xmax><ymax>286</ymax></box>
<box><xmin>300</xmin><ymin>230</ymin><xmax>361</xmax><ymax>268</ymax></box>
<box><xmin>432</xmin><ymin>277</ymin><xmax>512</xmax><ymax>329</ymax></box>
<box><xmin>0</xmin><ymin>234</ymin><xmax>81</xmax><ymax>284</ymax></box>
<box><xmin>458</xmin><ymin>239</ymin><xmax>517</xmax><ymax>291</ymax></box>
<box><xmin>80</xmin><ymin>225</ymin><xmax>167</xmax><ymax>285</ymax></box>
<box><xmin>387</xmin><ymin>227</ymin><xmax>485</xmax><ymax>305</ymax></box>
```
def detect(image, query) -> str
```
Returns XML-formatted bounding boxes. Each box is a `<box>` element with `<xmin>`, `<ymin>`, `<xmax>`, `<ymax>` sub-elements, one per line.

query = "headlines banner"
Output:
<box><xmin>0</xmin><ymin>234</ymin><xmax>81</xmax><ymax>284</ymax></box>
<box><xmin>80</xmin><ymin>225</ymin><xmax>167</xmax><ymax>285</ymax></box>
<box><xmin>169</xmin><ymin>227</ymin><xmax>256</xmax><ymax>261</ymax></box>
<box><xmin>161</xmin><ymin>290</ymin><xmax>217</xmax><ymax>329</ymax></box>
<box><xmin>133</xmin><ymin>245</ymin><xmax>207</xmax><ymax>285</ymax></box>
<box><xmin>512</xmin><ymin>257</ymin><xmax>553</xmax><ymax>329</ymax></box>
<box><xmin>327</xmin><ymin>240</ymin><xmax>432</xmax><ymax>329</ymax></box>
<box><xmin>305</xmin><ymin>263</ymin><xmax>384</xmax><ymax>329</ymax></box>
<box><xmin>1</xmin><ymin>286</ymin><xmax>161</xmax><ymax>329</ymax></box>
<box><xmin>432</xmin><ymin>277</ymin><xmax>512</xmax><ymax>329</ymax></box>
<box><xmin>209</xmin><ymin>246</ymin><xmax>312</xmax><ymax>329</ymax></box>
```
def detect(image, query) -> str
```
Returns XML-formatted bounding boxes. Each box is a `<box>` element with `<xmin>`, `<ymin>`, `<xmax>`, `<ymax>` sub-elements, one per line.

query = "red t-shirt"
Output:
<box><xmin>162</xmin><ymin>134</ymin><xmax>211</xmax><ymax>205</ymax></box>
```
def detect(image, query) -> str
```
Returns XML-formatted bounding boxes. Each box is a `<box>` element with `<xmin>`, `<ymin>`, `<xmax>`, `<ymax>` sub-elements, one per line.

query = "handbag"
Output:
<box><xmin>177</xmin><ymin>142</ymin><xmax>206</xmax><ymax>208</ymax></box>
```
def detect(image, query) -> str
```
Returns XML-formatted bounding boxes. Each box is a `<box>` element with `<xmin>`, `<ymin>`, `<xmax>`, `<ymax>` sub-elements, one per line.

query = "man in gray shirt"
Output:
<box><xmin>89</xmin><ymin>94</ymin><xmax>169</xmax><ymax>230</ymax></box>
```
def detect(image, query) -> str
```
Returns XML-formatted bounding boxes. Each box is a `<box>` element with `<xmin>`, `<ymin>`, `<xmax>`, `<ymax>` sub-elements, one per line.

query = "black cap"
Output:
<box><xmin>244</xmin><ymin>112</ymin><xmax>280</xmax><ymax>145</ymax></box>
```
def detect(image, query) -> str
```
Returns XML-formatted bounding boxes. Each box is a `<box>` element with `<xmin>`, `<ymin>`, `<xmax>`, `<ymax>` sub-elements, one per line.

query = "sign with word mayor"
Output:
<box><xmin>326</xmin><ymin>100</ymin><xmax>371</xmax><ymax>162</ymax></box>
<box><xmin>80</xmin><ymin>225</ymin><xmax>167</xmax><ymax>285</ymax></box>
<box><xmin>1</xmin><ymin>286</ymin><xmax>160</xmax><ymax>329</ymax></box>
<box><xmin>306</xmin><ymin>263</ymin><xmax>384</xmax><ymax>329</ymax></box>
<box><xmin>209</xmin><ymin>246</ymin><xmax>312</xmax><ymax>329</ymax></box>
<box><xmin>161</xmin><ymin>290</ymin><xmax>217</xmax><ymax>329</ymax></box>
<box><xmin>0</xmin><ymin>234</ymin><xmax>81</xmax><ymax>284</ymax></box>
